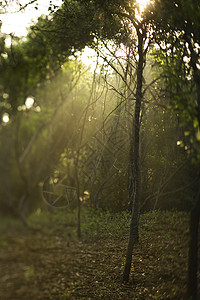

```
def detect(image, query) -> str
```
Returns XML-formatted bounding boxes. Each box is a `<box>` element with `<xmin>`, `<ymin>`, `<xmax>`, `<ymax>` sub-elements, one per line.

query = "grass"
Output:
<box><xmin>26</xmin><ymin>207</ymin><xmax>131</xmax><ymax>238</ymax></box>
<box><xmin>0</xmin><ymin>208</ymin><xmax>189</xmax><ymax>299</ymax></box>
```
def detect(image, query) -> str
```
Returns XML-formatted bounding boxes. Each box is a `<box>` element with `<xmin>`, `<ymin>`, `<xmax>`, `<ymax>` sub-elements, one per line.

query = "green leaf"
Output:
<box><xmin>196</xmin><ymin>129</ymin><xmax>200</xmax><ymax>141</ymax></box>
<box><xmin>184</xmin><ymin>131</ymin><xmax>190</xmax><ymax>136</ymax></box>
<box><xmin>193</xmin><ymin>118</ymin><xmax>199</xmax><ymax>129</ymax></box>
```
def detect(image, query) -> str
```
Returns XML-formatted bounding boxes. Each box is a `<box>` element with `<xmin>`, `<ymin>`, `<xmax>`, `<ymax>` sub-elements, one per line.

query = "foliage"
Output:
<box><xmin>0</xmin><ymin>55</ymin><xmax>99</xmax><ymax>217</ymax></box>
<box><xmin>150</xmin><ymin>0</ymin><xmax>200</xmax><ymax>161</ymax></box>
<box><xmin>82</xmin><ymin>209</ymin><xmax>130</xmax><ymax>236</ymax></box>
<box><xmin>0</xmin><ymin>0</ymin><xmax>198</xmax><ymax>222</ymax></box>
<box><xmin>33</xmin><ymin>0</ymin><xmax>137</xmax><ymax>55</ymax></box>
<box><xmin>28</xmin><ymin>208</ymin><xmax>78</xmax><ymax>237</ymax></box>
<box><xmin>0</xmin><ymin>31</ymin><xmax>60</xmax><ymax>117</ymax></box>
<box><xmin>149</xmin><ymin>2</ymin><xmax>200</xmax><ymax>298</ymax></box>
<box><xmin>140</xmin><ymin>101</ymin><xmax>198</xmax><ymax>211</ymax></box>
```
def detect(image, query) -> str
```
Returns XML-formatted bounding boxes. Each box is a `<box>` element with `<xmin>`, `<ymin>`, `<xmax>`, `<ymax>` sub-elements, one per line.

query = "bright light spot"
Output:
<box><xmin>2</xmin><ymin>113</ymin><xmax>9</xmax><ymax>123</ymax></box>
<box><xmin>177</xmin><ymin>140</ymin><xmax>181</xmax><ymax>146</ymax></box>
<box><xmin>81</xmin><ymin>47</ymin><xmax>96</xmax><ymax>64</ymax></box>
<box><xmin>135</xmin><ymin>0</ymin><xmax>150</xmax><ymax>20</ymax></box>
<box><xmin>1</xmin><ymin>53</ymin><xmax>8</xmax><ymax>59</ymax></box>
<box><xmin>1</xmin><ymin>12</ymin><xmax>31</xmax><ymax>37</ymax></box>
<box><xmin>183</xmin><ymin>56</ymin><xmax>190</xmax><ymax>63</ymax></box>
<box><xmin>34</xmin><ymin>106</ymin><xmax>41</xmax><ymax>112</ymax></box>
<box><xmin>18</xmin><ymin>105</ymin><xmax>27</xmax><ymax>111</ymax></box>
<box><xmin>2</xmin><ymin>93</ymin><xmax>9</xmax><ymax>99</ymax></box>
<box><xmin>5</xmin><ymin>36</ymin><xmax>12</xmax><ymax>48</ymax></box>
<box><xmin>25</xmin><ymin>96</ymin><xmax>34</xmax><ymax>109</ymax></box>
<box><xmin>0</xmin><ymin>0</ymin><xmax>63</xmax><ymax>37</ymax></box>
<box><xmin>80</xmin><ymin>47</ymin><xmax>101</xmax><ymax>72</ymax></box>
<box><xmin>136</xmin><ymin>0</ymin><xmax>150</xmax><ymax>11</ymax></box>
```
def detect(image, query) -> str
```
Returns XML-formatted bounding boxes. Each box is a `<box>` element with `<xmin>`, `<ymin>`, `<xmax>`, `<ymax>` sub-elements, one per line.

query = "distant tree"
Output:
<box><xmin>0</xmin><ymin>41</ymin><xmax>87</xmax><ymax>223</ymax></box>
<box><xmin>32</xmin><ymin>0</ymin><xmax>152</xmax><ymax>281</ymax></box>
<box><xmin>150</xmin><ymin>1</ymin><xmax>200</xmax><ymax>298</ymax></box>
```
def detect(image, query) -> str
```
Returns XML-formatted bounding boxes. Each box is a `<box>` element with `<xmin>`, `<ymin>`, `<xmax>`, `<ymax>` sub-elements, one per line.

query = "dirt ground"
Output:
<box><xmin>0</xmin><ymin>212</ymin><xmax>189</xmax><ymax>299</ymax></box>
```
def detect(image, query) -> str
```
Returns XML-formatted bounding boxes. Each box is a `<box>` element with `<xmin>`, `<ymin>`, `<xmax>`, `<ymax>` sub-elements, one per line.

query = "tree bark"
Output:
<box><xmin>187</xmin><ymin>178</ymin><xmax>200</xmax><ymax>300</ymax></box>
<box><xmin>123</xmin><ymin>27</ymin><xmax>144</xmax><ymax>282</ymax></box>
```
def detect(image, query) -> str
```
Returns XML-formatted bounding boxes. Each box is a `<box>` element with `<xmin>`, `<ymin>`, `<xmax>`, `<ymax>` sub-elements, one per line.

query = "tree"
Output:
<box><xmin>34</xmin><ymin>0</ymin><xmax>153</xmax><ymax>281</ymax></box>
<box><xmin>140</xmin><ymin>58</ymin><xmax>198</xmax><ymax>212</ymax></box>
<box><xmin>150</xmin><ymin>1</ymin><xmax>200</xmax><ymax>298</ymax></box>
<box><xmin>122</xmin><ymin>18</ymin><xmax>150</xmax><ymax>281</ymax></box>
<box><xmin>0</xmin><ymin>31</ymin><xmax>89</xmax><ymax>222</ymax></box>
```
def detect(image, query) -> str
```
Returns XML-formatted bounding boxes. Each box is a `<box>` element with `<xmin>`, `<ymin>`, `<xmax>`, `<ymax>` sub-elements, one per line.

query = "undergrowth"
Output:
<box><xmin>26</xmin><ymin>208</ymin><xmax>189</xmax><ymax>240</ymax></box>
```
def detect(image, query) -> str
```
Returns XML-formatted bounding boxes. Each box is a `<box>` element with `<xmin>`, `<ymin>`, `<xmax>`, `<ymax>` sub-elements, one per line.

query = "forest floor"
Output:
<box><xmin>0</xmin><ymin>210</ymin><xmax>189</xmax><ymax>299</ymax></box>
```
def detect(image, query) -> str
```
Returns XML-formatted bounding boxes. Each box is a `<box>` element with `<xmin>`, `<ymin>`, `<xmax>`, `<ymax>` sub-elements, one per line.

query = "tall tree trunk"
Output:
<box><xmin>123</xmin><ymin>27</ymin><xmax>145</xmax><ymax>282</ymax></box>
<box><xmin>187</xmin><ymin>178</ymin><xmax>200</xmax><ymax>299</ymax></box>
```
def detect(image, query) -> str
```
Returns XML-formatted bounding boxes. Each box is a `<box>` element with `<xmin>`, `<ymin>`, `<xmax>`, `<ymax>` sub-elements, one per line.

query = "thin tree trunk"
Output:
<box><xmin>74</xmin><ymin>150</ymin><xmax>81</xmax><ymax>239</ymax></box>
<box><xmin>187</xmin><ymin>178</ymin><xmax>200</xmax><ymax>299</ymax></box>
<box><xmin>74</xmin><ymin>73</ymin><xmax>94</xmax><ymax>238</ymax></box>
<box><xmin>123</xmin><ymin>27</ymin><xmax>144</xmax><ymax>282</ymax></box>
<box><xmin>14</xmin><ymin>116</ymin><xmax>30</xmax><ymax>223</ymax></box>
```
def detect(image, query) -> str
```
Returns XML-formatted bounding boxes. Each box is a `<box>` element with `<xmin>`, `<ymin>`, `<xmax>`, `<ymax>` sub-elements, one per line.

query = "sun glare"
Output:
<box><xmin>0</xmin><ymin>0</ymin><xmax>63</xmax><ymax>36</ymax></box>
<box><xmin>136</xmin><ymin>0</ymin><xmax>150</xmax><ymax>13</ymax></box>
<box><xmin>135</xmin><ymin>0</ymin><xmax>150</xmax><ymax>21</ymax></box>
